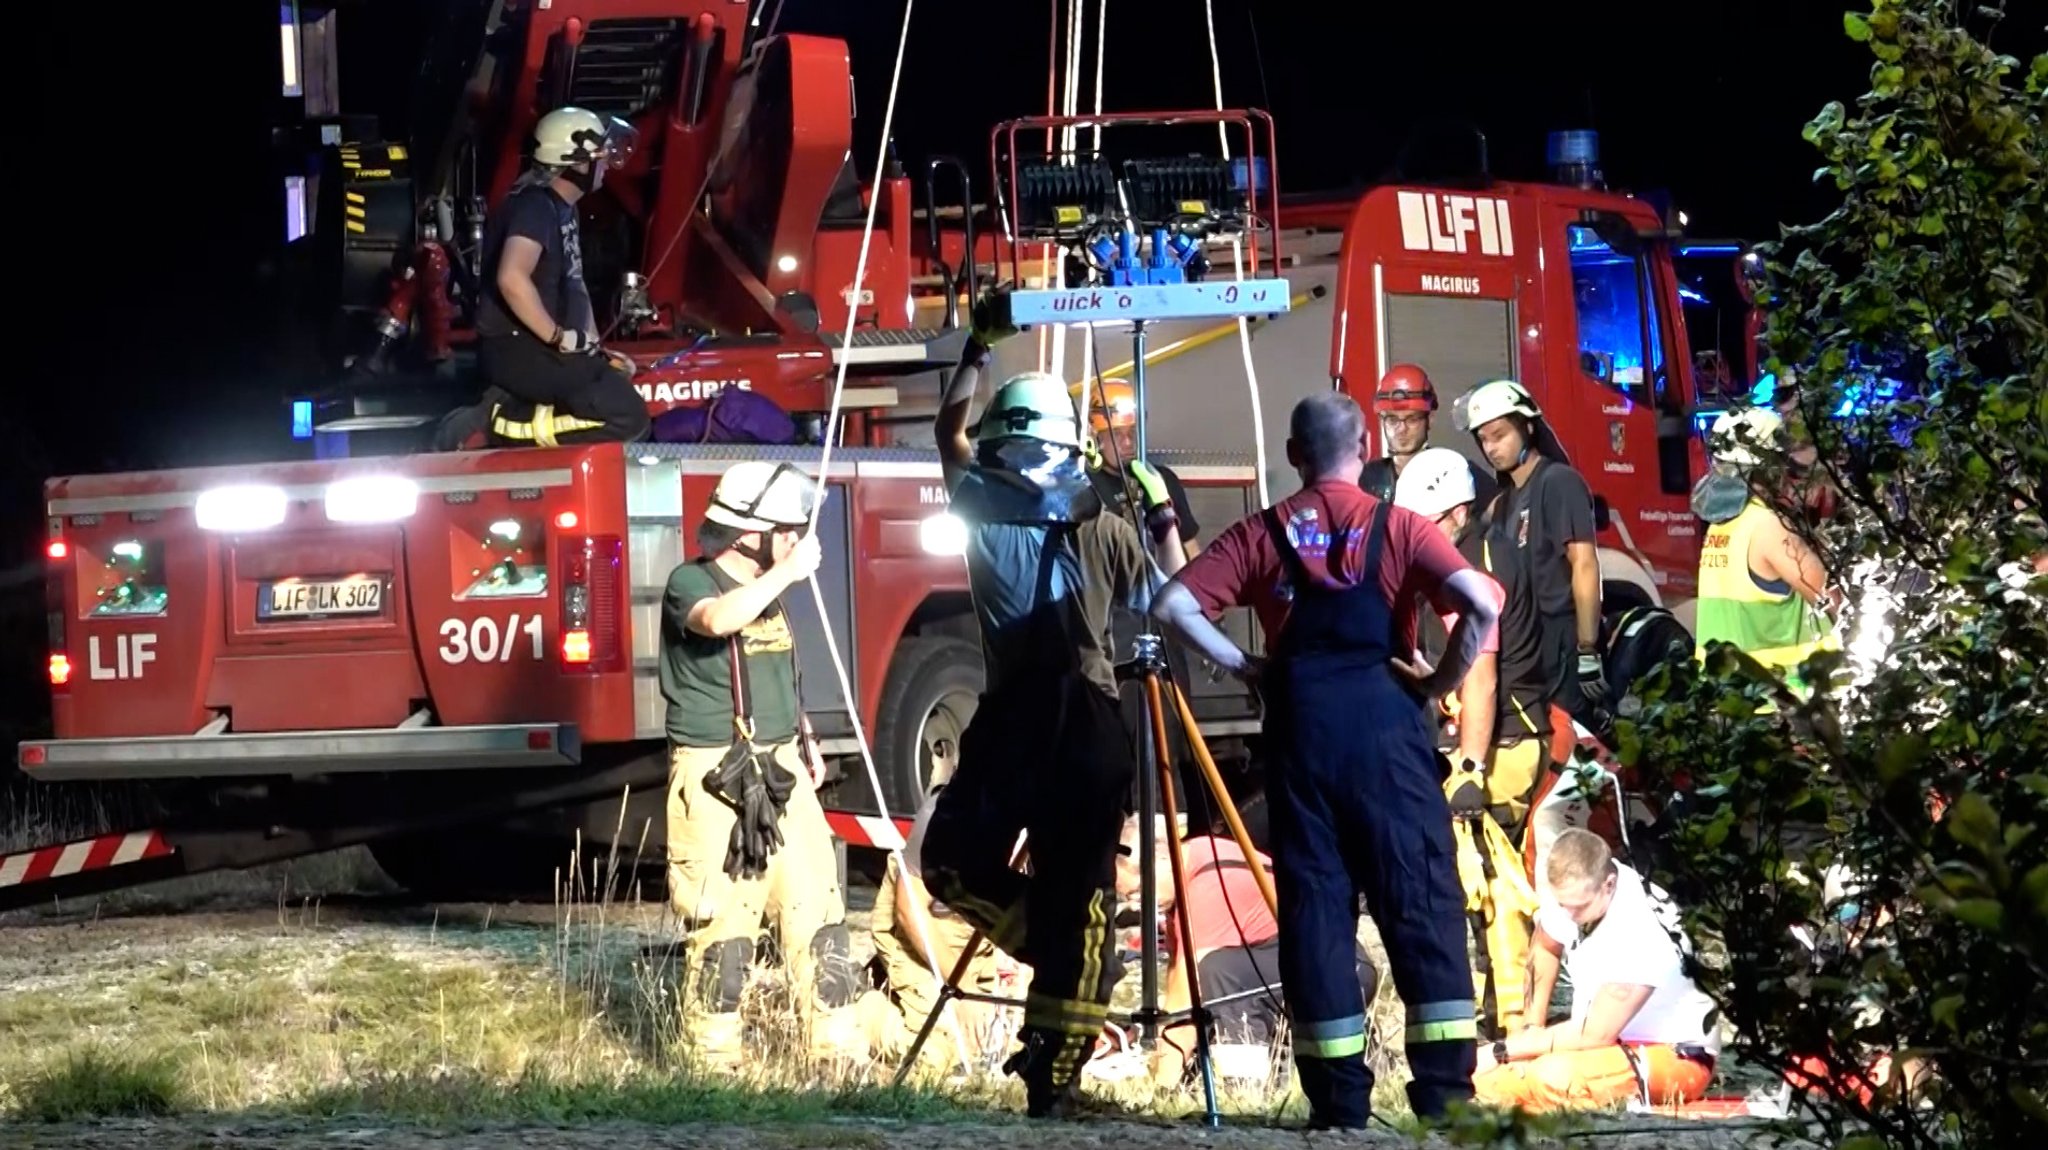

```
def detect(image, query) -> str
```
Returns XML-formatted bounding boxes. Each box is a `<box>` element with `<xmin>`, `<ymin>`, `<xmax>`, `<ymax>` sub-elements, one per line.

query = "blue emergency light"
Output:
<box><xmin>291</xmin><ymin>400</ymin><xmax>313</xmax><ymax>440</ymax></box>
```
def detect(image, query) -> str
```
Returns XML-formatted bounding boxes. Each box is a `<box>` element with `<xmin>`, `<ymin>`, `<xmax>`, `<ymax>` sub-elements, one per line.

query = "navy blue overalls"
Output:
<box><xmin>1260</xmin><ymin>500</ymin><xmax>1478</xmax><ymax>1127</ymax></box>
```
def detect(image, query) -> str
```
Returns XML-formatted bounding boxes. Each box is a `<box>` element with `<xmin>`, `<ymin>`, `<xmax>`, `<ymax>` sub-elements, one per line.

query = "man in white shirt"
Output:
<box><xmin>1472</xmin><ymin>829</ymin><xmax>1721</xmax><ymax>1110</ymax></box>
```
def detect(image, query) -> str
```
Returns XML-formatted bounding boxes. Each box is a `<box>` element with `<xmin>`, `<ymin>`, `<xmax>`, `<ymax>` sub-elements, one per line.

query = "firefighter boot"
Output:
<box><xmin>682</xmin><ymin>937</ymin><xmax>752</xmax><ymax>1072</ymax></box>
<box><xmin>809</xmin><ymin>995</ymin><xmax>882</xmax><ymax>1062</ymax></box>
<box><xmin>1003</xmin><ymin>1026</ymin><xmax>1094</xmax><ymax>1118</ymax></box>
<box><xmin>685</xmin><ymin>1008</ymin><xmax>747</xmax><ymax>1072</ymax></box>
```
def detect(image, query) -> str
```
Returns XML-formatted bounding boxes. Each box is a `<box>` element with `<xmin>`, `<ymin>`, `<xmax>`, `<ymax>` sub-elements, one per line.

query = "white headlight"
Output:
<box><xmin>195</xmin><ymin>485</ymin><xmax>288</xmax><ymax>532</ymax></box>
<box><xmin>325</xmin><ymin>475</ymin><xmax>419</xmax><ymax>524</ymax></box>
<box><xmin>919</xmin><ymin>513</ymin><xmax>968</xmax><ymax>556</ymax></box>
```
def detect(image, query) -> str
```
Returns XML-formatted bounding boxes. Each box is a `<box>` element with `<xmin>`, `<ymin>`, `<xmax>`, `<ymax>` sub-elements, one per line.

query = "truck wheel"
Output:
<box><xmin>873</xmin><ymin>635</ymin><xmax>984</xmax><ymax>813</ymax></box>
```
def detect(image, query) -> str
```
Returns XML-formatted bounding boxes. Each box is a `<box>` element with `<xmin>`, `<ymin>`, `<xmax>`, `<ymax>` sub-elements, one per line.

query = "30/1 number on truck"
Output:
<box><xmin>438</xmin><ymin>615</ymin><xmax>544</xmax><ymax>664</ymax></box>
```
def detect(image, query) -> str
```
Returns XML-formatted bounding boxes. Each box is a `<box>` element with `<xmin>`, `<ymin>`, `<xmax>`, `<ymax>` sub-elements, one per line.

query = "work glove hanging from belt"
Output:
<box><xmin>702</xmin><ymin>742</ymin><xmax>799</xmax><ymax>881</ymax></box>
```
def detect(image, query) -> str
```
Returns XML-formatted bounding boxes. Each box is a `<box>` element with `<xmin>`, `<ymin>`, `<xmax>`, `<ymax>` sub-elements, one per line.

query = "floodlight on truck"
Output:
<box><xmin>195</xmin><ymin>485</ymin><xmax>289</xmax><ymax>532</ymax></box>
<box><xmin>919</xmin><ymin>513</ymin><xmax>968</xmax><ymax>556</ymax></box>
<box><xmin>325</xmin><ymin>475</ymin><xmax>420</xmax><ymax>524</ymax></box>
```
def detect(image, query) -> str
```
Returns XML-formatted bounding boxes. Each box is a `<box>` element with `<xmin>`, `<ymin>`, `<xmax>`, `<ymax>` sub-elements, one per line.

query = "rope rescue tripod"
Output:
<box><xmin>887</xmin><ymin>108</ymin><xmax>1293</xmax><ymax>1125</ymax></box>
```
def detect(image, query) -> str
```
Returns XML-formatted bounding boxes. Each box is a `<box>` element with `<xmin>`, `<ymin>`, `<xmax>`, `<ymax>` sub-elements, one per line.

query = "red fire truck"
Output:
<box><xmin>2</xmin><ymin>0</ymin><xmax>1749</xmax><ymax>908</ymax></box>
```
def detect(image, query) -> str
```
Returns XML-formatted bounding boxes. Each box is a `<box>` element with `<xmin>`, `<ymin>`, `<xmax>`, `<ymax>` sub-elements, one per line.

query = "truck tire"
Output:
<box><xmin>872</xmin><ymin>635</ymin><xmax>984</xmax><ymax>814</ymax></box>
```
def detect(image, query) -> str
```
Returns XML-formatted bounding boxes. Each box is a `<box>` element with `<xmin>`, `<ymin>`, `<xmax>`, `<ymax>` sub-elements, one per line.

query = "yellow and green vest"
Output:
<box><xmin>1695</xmin><ymin>500</ymin><xmax>1838</xmax><ymax>693</ymax></box>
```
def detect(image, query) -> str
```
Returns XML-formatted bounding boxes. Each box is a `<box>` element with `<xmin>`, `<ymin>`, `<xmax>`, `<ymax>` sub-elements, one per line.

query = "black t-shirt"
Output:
<box><xmin>1087</xmin><ymin>461</ymin><xmax>1201</xmax><ymax>543</ymax></box>
<box><xmin>1480</xmin><ymin>458</ymin><xmax>1596</xmax><ymax>738</ymax></box>
<box><xmin>476</xmin><ymin>181</ymin><xmax>595</xmax><ymax>341</ymax></box>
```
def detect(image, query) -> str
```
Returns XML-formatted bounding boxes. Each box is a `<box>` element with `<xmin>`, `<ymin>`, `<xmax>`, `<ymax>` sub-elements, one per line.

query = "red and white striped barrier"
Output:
<box><xmin>0</xmin><ymin>829</ymin><xmax>174</xmax><ymax>891</ymax></box>
<box><xmin>823</xmin><ymin>810</ymin><xmax>911</xmax><ymax>852</ymax></box>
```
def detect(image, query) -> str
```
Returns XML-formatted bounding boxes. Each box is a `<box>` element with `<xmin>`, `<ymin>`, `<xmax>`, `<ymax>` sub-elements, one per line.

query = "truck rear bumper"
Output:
<box><xmin>16</xmin><ymin>723</ymin><xmax>583</xmax><ymax>782</ymax></box>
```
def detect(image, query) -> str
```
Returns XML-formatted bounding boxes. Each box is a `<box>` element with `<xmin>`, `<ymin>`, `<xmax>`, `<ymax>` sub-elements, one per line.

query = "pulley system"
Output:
<box><xmin>983</xmin><ymin>110</ymin><xmax>1292</xmax><ymax>331</ymax></box>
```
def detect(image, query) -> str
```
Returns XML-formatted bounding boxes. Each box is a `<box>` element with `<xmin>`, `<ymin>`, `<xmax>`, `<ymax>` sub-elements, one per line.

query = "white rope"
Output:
<box><xmin>1204</xmin><ymin>0</ymin><xmax>1270</xmax><ymax>506</ymax></box>
<box><xmin>810</xmin><ymin>0</ymin><xmax>913</xmax><ymax>503</ymax></box>
<box><xmin>1090</xmin><ymin>0</ymin><xmax>1108</xmax><ymax>155</ymax></box>
<box><xmin>793</xmin><ymin>0</ymin><xmax>976</xmax><ymax>1072</ymax></box>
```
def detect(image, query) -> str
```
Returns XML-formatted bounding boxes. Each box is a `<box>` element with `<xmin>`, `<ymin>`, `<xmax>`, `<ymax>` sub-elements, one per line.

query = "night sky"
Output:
<box><xmin>8</xmin><ymin>1</ymin><xmax>2036</xmax><ymax>738</ymax></box>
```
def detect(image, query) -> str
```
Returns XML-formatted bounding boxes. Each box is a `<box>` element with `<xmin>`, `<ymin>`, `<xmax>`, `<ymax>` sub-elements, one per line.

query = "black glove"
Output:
<box><xmin>703</xmin><ymin>743</ymin><xmax>800</xmax><ymax>881</ymax></box>
<box><xmin>1446</xmin><ymin>760</ymin><xmax>1488</xmax><ymax>815</ymax></box>
<box><xmin>1576</xmin><ymin>649</ymin><xmax>1610</xmax><ymax>708</ymax></box>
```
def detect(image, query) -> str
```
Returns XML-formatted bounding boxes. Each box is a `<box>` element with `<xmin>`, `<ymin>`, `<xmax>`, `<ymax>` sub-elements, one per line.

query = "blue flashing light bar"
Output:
<box><xmin>1007</xmin><ymin>278</ymin><xmax>1294</xmax><ymax>326</ymax></box>
<box><xmin>291</xmin><ymin>400</ymin><xmax>314</xmax><ymax>440</ymax></box>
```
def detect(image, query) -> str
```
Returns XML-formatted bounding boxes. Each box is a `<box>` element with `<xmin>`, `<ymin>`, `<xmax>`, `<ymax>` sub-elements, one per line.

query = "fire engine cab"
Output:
<box><xmin>3</xmin><ymin>1</ymin><xmax>1749</xmax><ymax>908</ymax></box>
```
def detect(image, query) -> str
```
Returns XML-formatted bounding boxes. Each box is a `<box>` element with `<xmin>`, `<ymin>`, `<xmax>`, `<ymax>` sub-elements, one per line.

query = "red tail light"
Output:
<box><xmin>46</xmin><ymin>535</ymin><xmax>68</xmax><ymax>696</ymax></box>
<box><xmin>556</xmin><ymin>534</ymin><xmax>624</xmax><ymax>673</ymax></box>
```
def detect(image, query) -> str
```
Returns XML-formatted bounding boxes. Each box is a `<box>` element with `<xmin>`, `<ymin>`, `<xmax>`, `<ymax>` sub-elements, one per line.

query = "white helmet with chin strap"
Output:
<box><xmin>1707</xmin><ymin>407</ymin><xmax>1786</xmax><ymax>468</ymax></box>
<box><xmin>704</xmin><ymin>461</ymin><xmax>821</xmax><ymax>532</ymax></box>
<box><xmin>1451</xmin><ymin>378</ymin><xmax>1543</xmax><ymax>432</ymax></box>
<box><xmin>975</xmin><ymin>372</ymin><xmax>1083</xmax><ymax>447</ymax></box>
<box><xmin>533</xmin><ymin>106</ymin><xmax>637</xmax><ymax>169</ymax></box>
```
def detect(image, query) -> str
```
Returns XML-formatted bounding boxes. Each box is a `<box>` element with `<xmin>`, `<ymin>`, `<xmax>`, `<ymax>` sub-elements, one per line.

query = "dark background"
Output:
<box><xmin>9</xmin><ymin>1</ymin><xmax>2035</xmax><ymax>744</ymax></box>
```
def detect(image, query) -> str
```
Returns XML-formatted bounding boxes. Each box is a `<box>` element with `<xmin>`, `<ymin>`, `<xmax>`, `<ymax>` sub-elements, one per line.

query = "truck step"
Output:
<box><xmin>823</xmin><ymin>326</ymin><xmax>969</xmax><ymax>367</ymax></box>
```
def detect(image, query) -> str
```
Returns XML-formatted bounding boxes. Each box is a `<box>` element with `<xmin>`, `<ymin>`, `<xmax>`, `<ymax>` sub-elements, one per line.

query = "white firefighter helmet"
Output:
<box><xmin>1708</xmin><ymin>407</ymin><xmax>1786</xmax><ymax>467</ymax></box>
<box><xmin>1393</xmin><ymin>447</ymin><xmax>1477</xmax><ymax>518</ymax></box>
<box><xmin>704</xmin><ymin>461</ymin><xmax>820</xmax><ymax>532</ymax></box>
<box><xmin>533</xmin><ymin>106</ymin><xmax>636</xmax><ymax>168</ymax></box>
<box><xmin>1451</xmin><ymin>378</ymin><xmax>1543</xmax><ymax>432</ymax></box>
<box><xmin>977</xmin><ymin>372</ymin><xmax>1082</xmax><ymax>447</ymax></box>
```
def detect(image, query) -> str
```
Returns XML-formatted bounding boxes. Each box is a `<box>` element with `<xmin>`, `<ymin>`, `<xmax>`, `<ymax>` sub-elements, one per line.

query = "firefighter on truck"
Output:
<box><xmin>437</xmin><ymin>106</ymin><xmax>653</xmax><ymax>450</ymax></box>
<box><xmin>659</xmin><ymin>460</ymin><xmax>870</xmax><ymax>1067</ymax></box>
<box><xmin>917</xmin><ymin>304</ymin><xmax>1187</xmax><ymax>1118</ymax></box>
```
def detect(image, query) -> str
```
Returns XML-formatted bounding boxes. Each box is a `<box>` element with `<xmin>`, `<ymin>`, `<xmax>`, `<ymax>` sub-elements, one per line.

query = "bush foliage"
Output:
<box><xmin>1618</xmin><ymin>2</ymin><xmax>2046</xmax><ymax>1147</ymax></box>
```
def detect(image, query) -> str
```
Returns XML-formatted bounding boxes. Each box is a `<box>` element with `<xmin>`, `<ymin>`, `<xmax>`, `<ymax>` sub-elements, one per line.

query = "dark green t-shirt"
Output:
<box><xmin>660</xmin><ymin>560</ymin><xmax>801</xmax><ymax>748</ymax></box>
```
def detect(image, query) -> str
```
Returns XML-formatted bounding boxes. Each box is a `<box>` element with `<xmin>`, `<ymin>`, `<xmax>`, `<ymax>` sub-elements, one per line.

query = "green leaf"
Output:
<box><xmin>1948</xmin><ymin>898</ymin><xmax>2005</xmax><ymax>930</ymax></box>
<box><xmin>1844</xmin><ymin>12</ymin><xmax>1873</xmax><ymax>42</ymax></box>
<box><xmin>1932</xmin><ymin>994</ymin><xmax>1965</xmax><ymax>1031</ymax></box>
<box><xmin>1878</xmin><ymin>732</ymin><xmax>1928</xmax><ymax>785</ymax></box>
<box><xmin>1946</xmin><ymin>791</ymin><xmax>2001</xmax><ymax>854</ymax></box>
<box><xmin>2012</xmin><ymin>1083</ymin><xmax>2048</xmax><ymax>1129</ymax></box>
<box><xmin>1838</xmin><ymin>1136</ymin><xmax>1887</xmax><ymax>1150</ymax></box>
<box><xmin>2020</xmin><ymin>864</ymin><xmax>2048</xmax><ymax>916</ymax></box>
<box><xmin>1916</xmin><ymin>211</ymin><xmax>1947</xmax><ymax>236</ymax></box>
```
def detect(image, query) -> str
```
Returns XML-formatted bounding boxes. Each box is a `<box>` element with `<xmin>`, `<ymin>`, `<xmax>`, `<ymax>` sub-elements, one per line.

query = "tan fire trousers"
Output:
<box><xmin>869</xmin><ymin>853</ymin><xmax>1014</xmax><ymax>1071</ymax></box>
<box><xmin>667</xmin><ymin>739</ymin><xmax>851</xmax><ymax>1063</ymax></box>
<box><xmin>1475</xmin><ymin>737</ymin><xmax>1546</xmax><ymax>1033</ymax></box>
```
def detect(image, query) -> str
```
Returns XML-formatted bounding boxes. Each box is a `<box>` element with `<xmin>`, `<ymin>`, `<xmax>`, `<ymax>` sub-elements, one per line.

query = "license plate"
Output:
<box><xmin>259</xmin><ymin>575</ymin><xmax>385</xmax><ymax>620</ymax></box>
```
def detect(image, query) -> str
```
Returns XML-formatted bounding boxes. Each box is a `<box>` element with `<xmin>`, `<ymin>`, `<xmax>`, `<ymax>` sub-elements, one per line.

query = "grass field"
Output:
<box><xmin>0</xmin><ymin>820</ymin><xmax>1779</xmax><ymax>1148</ymax></box>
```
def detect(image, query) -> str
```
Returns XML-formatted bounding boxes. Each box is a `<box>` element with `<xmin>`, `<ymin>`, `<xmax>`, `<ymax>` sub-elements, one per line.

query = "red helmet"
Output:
<box><xmin>1375</xmin><ymin>364</ymin><xmax>1438</xmax><ymax>413</ymax></box>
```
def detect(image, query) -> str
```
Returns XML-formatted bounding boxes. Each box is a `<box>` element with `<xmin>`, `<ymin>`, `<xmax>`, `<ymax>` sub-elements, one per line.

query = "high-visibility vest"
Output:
<box><xmin>1695</xmin><ymin>500</ymin><xmax>1838</xmax><ymax>692</ymax></box>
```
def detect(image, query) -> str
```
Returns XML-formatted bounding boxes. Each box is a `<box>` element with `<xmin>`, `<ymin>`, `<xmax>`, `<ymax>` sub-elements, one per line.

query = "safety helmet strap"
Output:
<box><xmin>713</xmin><ymin>461</ymin><xmax>811</xmax><ymax>529</ymax></box>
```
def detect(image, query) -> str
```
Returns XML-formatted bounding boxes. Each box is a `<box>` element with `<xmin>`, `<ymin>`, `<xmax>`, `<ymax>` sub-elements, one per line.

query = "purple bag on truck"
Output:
<box><xmin>650</xmin><ymin>387</ymin><xmax>798</xmax><ymax>445</ymax></box>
